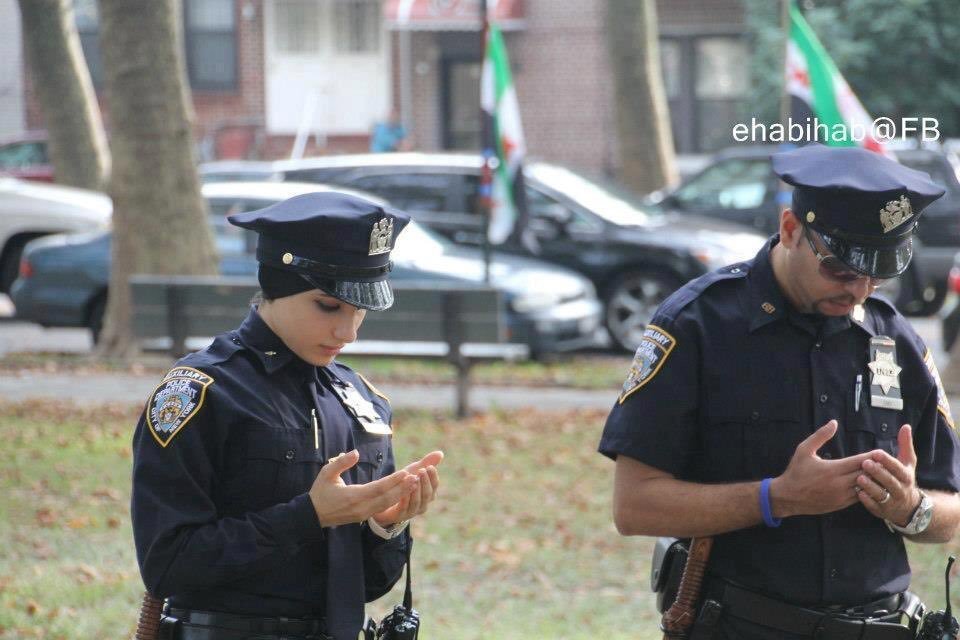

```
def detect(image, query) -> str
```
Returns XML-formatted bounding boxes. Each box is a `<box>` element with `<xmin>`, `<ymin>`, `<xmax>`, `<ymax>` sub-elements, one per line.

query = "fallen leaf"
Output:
<box><xmin>35</xmin><ymin>508</ymin><xmax>56</xmax><ymax>527</ymax></box>
<box><xmin>25</xmin><ymin>600</ymin><xmax>39</xmax><ymax>616</ymax></box>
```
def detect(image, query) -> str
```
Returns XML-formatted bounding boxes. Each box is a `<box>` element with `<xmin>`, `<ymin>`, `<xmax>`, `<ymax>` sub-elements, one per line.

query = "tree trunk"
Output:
<box><xmin>607</xmin><ymin>0</ymin><xmax>678</xmax><ymax>194</ymax></box>
<box><xmin>95</xmin><ymin>0</ymin><xmax>218</xmax><ymax>359</ymax></box>
<box><xmin>17</xmin><ymin>0</ymin><xmax>110</xmax><ymax>191</ymax></box>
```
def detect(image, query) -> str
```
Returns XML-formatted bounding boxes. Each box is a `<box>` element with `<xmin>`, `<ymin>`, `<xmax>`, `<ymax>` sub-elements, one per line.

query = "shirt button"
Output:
<box><xmin>819</xmin><ymin>393</ymin><xmax>828</xmax><ymax>404</ymax></box>
<box><xmin>285</xmin><ymin>449</ymin><xmax>296</xmax><ymax>461</ymax></box>
<box><xmin>829</xmin><ymin>568</ymin><xmax>838</xmax><ymax>579</ymax></box>
<box><xmin>751</xmin><ymin>411</ymin><xmax>760</xmax><ymax>421</ymax></box>
<box><xmin>881</xmin><ymin>423</ymin><xmax>888</xmax><ymax>433</ymax></box>
<box><xmin>814</xmin><ymin>341</ymin><xmax>822</xmax><ymax>349</ymax></box>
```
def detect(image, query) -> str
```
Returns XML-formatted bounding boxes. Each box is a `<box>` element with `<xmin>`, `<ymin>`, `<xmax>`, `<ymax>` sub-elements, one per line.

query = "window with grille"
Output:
<box><xmin>333</xmin><ymin>0</ymin><xmax>381</xmax><ymax>54</ymax></box>
<box><xmin>275</xmin><ymin>0</ymin><xmax>321</xmax><ymax>54</ymax></box>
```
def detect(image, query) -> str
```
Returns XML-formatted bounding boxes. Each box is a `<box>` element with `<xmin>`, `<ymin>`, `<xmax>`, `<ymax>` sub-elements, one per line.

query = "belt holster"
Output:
<box><xmin>688</xmin><ymin>599</ymin><xmax>723</xmax><ymax>640</ymax></box>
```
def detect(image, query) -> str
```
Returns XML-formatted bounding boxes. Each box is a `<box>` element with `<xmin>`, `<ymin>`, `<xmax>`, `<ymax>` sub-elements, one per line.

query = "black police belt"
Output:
<box><xmin>709</xmin><ymin>581</ymin><xmax>923</xmax><ymax>640</ymax></box>
<box><xmin>166</xmin><ymin>607</ymin><xmax>330</xmax><ymax>639</ymax></box>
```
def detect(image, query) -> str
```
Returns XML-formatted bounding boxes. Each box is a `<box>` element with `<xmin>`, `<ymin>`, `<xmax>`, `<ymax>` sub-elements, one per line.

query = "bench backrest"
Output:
<box><xmin>129</xmin><ymin>275</ymin><xmax>506</xmax><ymax>351</ymax></box>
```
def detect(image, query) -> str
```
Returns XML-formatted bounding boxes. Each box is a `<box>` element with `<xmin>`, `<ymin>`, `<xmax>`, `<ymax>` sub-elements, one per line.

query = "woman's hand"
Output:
<box><xmin>308</xmin><ymin>450</ymin><xmax>419</xmax><ymax>527</ymax></box>
<box><xmin>372</xmin><ymin>451</ymin><xmax>443</xmax><ymax>527</ymax></box>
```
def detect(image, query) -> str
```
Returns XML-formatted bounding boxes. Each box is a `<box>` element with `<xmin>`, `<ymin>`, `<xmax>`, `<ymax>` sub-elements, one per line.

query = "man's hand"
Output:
<box><xmin>373</xmin><ymin>451</ymin><xmax>444</xmax><ymax>527</ymax></box>
<box><xmin>856</xmin><ymin>424</ymin><xmax>921</xmax><ymax>527</ymax></box>
<box><xmin>770</xmin><ymin>420</ymin><xmax>877</xmax><ymax>518</ymax></box>
<box><xmin>308</xmin><ymin>451</ymin><xmax>419</xmax><ymax>528</ymax></box>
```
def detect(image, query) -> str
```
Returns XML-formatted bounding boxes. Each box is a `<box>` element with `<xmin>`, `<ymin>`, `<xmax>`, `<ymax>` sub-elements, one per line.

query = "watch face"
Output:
<box><xmin>915</xmin><ymin>495</ymin><xmax>934</xmax><ymax>532</ymax></box>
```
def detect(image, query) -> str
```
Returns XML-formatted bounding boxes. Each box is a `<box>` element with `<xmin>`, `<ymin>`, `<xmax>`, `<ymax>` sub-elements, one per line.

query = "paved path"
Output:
<box><xmin>0</xmin><ymin>316</ymin><xmax>950</xmax><ymax>411</ymax></box>
<box><xmin>0</xmin><ymin>370</ymin><xmax>617</xmax><ymax>410</ymax></box>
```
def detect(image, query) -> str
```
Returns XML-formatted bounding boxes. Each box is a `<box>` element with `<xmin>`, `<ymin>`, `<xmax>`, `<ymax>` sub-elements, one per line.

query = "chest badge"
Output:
<box><xmin>330</xmin><ymin>378</ymin><xmax>392</xmax><ymax>435</ymax></box>
<box><xmin>867</xmin><ymin>336</ymin><xmax>903</xmax><ymax>410</ymax></box>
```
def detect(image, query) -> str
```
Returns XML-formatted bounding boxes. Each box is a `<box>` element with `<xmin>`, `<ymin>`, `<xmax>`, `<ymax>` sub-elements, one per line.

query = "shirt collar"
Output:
<box><xmin>235</xmin><ymin>306</ymin><xmax>310</xmax><ymax>375</ymax></box>
<box><xmin>744</xmin><ymin>235</ymin><xmax>874</xmax><ymax>338</ymax></box>
<box><xmin>745</xmin><ymin>236</ymin><xmax>790</xmax><ymax>333</ymax></box>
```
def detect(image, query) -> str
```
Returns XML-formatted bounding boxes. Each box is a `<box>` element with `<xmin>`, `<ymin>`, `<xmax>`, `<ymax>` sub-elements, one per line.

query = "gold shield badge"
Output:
<box><xmin>368</xmin><ymin>218</ymin><xmax>394</xmax><ymax>256</ymax></box>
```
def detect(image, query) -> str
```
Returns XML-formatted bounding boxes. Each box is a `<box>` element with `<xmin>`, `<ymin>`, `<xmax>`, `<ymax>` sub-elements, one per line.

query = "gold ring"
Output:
<box><xmin>879</xmin><ymin>489</ymin><xmax>891</xmax><ymax>504</ymax></box>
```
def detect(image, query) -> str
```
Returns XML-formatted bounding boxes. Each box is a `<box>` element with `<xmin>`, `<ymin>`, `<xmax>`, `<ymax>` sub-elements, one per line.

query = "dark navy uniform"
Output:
<box><xmin>132</xmin><ymin>193</ymin><xmax>413</xmax><ymax>640</ymax></box>
<box><xmin>600</xmin><ymin>145</ymin><xmax>960</xmax><ymax>639</ymax></box>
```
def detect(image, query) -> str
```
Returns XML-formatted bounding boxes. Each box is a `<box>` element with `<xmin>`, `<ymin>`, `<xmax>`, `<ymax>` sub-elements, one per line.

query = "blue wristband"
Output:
<box><xmin>760</xmin><ymin>478</ymin><xmax>782</xmax><ymax>528</ymax></box>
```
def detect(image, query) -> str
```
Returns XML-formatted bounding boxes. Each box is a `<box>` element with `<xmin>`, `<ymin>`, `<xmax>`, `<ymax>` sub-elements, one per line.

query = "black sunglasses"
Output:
<box><xmin>803</xmin><ymin>226</ymin><xmax>887</xmax><ymax>286</ymax></box>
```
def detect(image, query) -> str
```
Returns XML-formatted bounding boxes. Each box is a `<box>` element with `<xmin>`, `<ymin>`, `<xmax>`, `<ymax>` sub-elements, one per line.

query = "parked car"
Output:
<box><xmin>0</xmin><ymin>176</ymin><xmax>110</xmax><ymax>293</ymax></box>
<box><xmin>0</xmin><ymin>132</ymin><xmax>53</xmax><ymax>183</ymax></box>
<box><xmin>939</xmin><ymin>253</ymin><xmax>960</xmax><ymax>352</ymax></box>
<box><xmin>649</xmin><ymin>145</ymin><xmax>960</xmax><ymax>315</ymax></box>
<box><xmin>11</xmin><ymin>181</ymin><xmax>602</xmax><ymax>357</ymax></box>
<box><xmin>199</xmin><ymin>154</ymin><xmax>767</xmax><ymax>351</ymax></box>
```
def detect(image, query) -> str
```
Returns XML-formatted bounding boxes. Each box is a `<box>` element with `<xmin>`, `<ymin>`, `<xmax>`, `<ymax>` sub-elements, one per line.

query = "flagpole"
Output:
<box><xmin>780</xmin><ymin>0</ymin><xmax>791</xmax><ymax>130</ymax></box>
<box><xmin>479</xmin><ymin>0</ymin><xmax>492</xmax><ymax>285</ymax></box>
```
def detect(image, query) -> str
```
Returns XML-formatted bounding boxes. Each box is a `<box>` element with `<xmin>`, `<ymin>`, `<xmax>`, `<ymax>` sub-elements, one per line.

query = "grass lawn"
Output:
<box><xmin>0</xmin><ymin>351</ymin><xmax>635</xmax><ymax>391</ymax></box>
<box><xmin>1</xmin><ymin>401</ymin><xmax>958</xmax><ymax>639</ymax></box>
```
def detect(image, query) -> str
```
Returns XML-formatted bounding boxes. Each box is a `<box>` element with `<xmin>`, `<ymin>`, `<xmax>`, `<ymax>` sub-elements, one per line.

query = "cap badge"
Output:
<box><xmin>368</xmin><ymin>218</ymin><xmax>394</xmax><ymax>256</ymax></box>
<box><xmin>879</xmin><ymin>195</ymin><xmax>913</xmax><ymax>234</ymax></box>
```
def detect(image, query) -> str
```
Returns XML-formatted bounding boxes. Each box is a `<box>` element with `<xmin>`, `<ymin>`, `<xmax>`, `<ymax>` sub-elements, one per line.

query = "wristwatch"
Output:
<box><xmin>885</xmin><ymin>491</ymin><xmax>934</xmax><ymax>536</ymax></box>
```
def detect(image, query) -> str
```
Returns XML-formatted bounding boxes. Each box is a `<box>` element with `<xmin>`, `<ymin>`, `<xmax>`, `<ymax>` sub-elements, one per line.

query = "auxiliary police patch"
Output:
<box><xmin>924</xmin><ymin>349</ymin><xmax>955</xmax><ymax>429</ymax></box>
<box><xmin>619</xmin><ymin>324</ymin><xmax>677</xmax><ymax>403</ymax></box>
<box><xmin>146</xmin><ymin>367</ymin><xmax>215</xmax><ymax>447</ymax></box>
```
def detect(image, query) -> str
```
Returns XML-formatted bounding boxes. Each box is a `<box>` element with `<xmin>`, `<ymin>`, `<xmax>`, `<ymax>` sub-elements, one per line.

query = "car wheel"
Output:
<box><xmin>87</xmin><ymin>295</ymin><xmax>106</xmax><ymax>344</ymax></box>
<box><xmin>604</xmin><ymin>270</ymin><xmax>681</xmax><ymax>352</ymax></box>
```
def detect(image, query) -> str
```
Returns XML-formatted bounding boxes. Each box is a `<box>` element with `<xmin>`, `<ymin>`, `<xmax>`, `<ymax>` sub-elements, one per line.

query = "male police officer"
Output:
<box><xmin>599</xmin><ymin>144</ymin><xmax>960</xmax><ymax>639</ymax></box>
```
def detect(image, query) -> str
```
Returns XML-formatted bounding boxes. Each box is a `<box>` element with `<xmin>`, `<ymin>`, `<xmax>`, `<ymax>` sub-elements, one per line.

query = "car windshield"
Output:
<box><xmin>390</xmin><ymin>220</ymin><xmax>450</xmax><ymax>261</ymax></box>
<box><xmin>898</xmin><ymin>155</ymin><xmax>960</xmax><ymax>193</ymax></box>
<box><xmin>527</xmin><ymin>163</ymin><xmax>658</xmax><ymax>226</ymax></box>
<box><xmin>670</xmin><ymin>157</ymin><xmax>771</xmax><ymax>210</ymax></box>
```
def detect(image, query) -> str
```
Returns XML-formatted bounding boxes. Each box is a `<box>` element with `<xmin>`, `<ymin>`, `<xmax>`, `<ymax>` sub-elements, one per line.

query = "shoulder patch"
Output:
<box><xmin>356</xmin><ymin>372</ymin><xmax>390</xmax><ymax>405</ymax></box>
<box><xmin>146</xmin><ymin>367</ymin><xmax>215</xmax><ymax>447</ymax></box>
<box><xmin>924</xmin><ymin>349</ymin><xmax>954</xmax><ymax>429</ymax></box>
<box><xmin>619</xmin><ymin>324</ymin><xmax>677</xmax><ymax>404</ymax></box>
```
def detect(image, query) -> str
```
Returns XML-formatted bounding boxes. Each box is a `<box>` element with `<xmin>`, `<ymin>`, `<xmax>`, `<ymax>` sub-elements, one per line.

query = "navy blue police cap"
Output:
<box><xmin>228</xmin><ymin>191</ymin><xmax>410</xmax><ymax>311</ymax></box>
<box><xmin>771</xmin><ymin>144</ymin><xmax>945</xmax><ymax>278</ymax></box>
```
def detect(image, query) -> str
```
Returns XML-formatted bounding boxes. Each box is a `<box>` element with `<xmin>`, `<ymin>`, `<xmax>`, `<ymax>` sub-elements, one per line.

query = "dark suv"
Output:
<box><xmin>649</xmin><ymin>145</ymin><xmax>960</xmax><ymax>315</ymax></box>
<box><xmin>202</xmin><ymin>153</ymin><xmax>767</xmax><ymax>351</ymax></box>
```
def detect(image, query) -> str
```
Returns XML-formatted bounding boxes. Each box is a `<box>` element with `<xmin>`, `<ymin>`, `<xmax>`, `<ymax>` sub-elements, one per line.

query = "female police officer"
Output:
<box><xmin>131</xmin><ymin>192</ymin><xmax>443</xmax><ymax>640</ymax></box>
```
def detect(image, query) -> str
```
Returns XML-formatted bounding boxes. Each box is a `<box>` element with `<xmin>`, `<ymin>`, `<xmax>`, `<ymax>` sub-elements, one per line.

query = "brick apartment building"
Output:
<box><xmin>6</xmin><ymin>0</ymin><xmax>748</xmax><ymax>178</ymax></box>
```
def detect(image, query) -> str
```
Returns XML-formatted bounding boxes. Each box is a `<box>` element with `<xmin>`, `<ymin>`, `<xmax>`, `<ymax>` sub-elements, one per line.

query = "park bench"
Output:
<box><xmin>129</xmin><ymin>274</ymin><xmax>529</xmax><ymax>416</ymax></box>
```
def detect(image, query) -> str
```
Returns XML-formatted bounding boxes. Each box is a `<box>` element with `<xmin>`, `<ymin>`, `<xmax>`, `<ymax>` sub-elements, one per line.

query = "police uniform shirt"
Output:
<box><xmin>599</xmin><ymin>237</ymin><xmax>960</xmax><ymax>606</ymax></box>
<box><xmin>131</xmin><ymin>307</ymin><xmax>408</xmax><ymax>617</ymax></box>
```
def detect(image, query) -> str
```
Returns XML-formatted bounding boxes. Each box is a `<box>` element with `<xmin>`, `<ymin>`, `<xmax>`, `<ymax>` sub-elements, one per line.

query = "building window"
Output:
<box><xmin>185</xmin><ymin>0</ymin><xmax>237</xmax><ymax>91</ymax></box>
<box><xmin>275</xmin><ymin>0</ymin><xmax>321</xmax><ymax>54</ymax></box>
<box><xmin>333</xmin><ymin>0</ymin><xmax>381</xmax><ymax>54</ymax></box>
<box><xmin>73</xmin><ymin>0</ymin><xmax>237</xmax><ymax>92</ymax></box>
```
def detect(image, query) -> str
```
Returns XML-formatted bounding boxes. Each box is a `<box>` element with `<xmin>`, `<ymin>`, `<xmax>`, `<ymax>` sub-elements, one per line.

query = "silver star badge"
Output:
<box><xmin>868</xmin><ymin>350</ymin><xmax>902</xmax><ymax>394</ymax></box>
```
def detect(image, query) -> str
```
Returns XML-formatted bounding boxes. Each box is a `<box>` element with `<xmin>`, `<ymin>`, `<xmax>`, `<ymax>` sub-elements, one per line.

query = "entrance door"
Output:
<box><xmin>442</xmin><ymin>58</ymin><xmax>481</xmax><ymax>150</ymax></box>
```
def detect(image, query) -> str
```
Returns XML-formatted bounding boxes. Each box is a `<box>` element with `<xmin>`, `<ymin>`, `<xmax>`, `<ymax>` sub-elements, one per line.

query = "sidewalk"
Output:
<box><xmin>0</xmin><ymin>370</ymin><xmax>617</xmax><ymax>411</ymax></box>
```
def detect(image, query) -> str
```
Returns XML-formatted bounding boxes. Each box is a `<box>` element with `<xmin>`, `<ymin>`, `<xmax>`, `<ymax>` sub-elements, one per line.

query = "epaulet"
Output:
<box><xmin>331</xmin><ymin>362</ymin><xmax>391</xmax><ymax>405</ymax></box>
<box><xmin>863</xmin><ymin>292</ymin><xmax>898</xmax><ymax>316</ymax></box>
<box><xmin>357</xmin><ymin>372</ymin><xmax>391</xmax><ymax>405</ymax></box>
<box><xmin>656</xmin><ymin>262</ymin><xmax>750</xmax><ymax>321</ymax></box>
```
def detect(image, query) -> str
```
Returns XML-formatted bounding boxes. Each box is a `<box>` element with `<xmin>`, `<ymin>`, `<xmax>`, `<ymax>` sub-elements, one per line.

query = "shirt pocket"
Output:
<box><xmin>701</xmin><ymin>383</ymin><xmax>803</xmax><ymax>482</ymax></box>
<box><xmin>844</xmin><ymin>394</ymin><xmax>915</xmax><ymax>458</ymax></box>
<box><xmin>222</xmin><ymin>425</ymin><xmax>322</xmax><ymax>511</ymax></box>
<box><xmin>352</xmin><ymin>430</ymin><xmax>390</xmax><ymax>485</ymax></box>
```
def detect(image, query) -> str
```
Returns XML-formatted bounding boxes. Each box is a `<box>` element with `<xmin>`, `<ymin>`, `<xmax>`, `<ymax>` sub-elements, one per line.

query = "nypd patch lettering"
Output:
<box><xmin>146</xmin><ymin>367</ymin><xmax>215</xmax><ymax>447</ymax></box>
<box><xmin>619</xmin><ymin>325</ymin><xmax>677</xmax><ymax>404</ymax></box>
<box><xmin>924</xmin><ymin>349</ymin><xmax>955</xmax><ymax>429</ymax></box>
<box><xmin>867</xmin><ymin>336</ymin><xmax>903</xmax><ymax>411</ymax></box>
